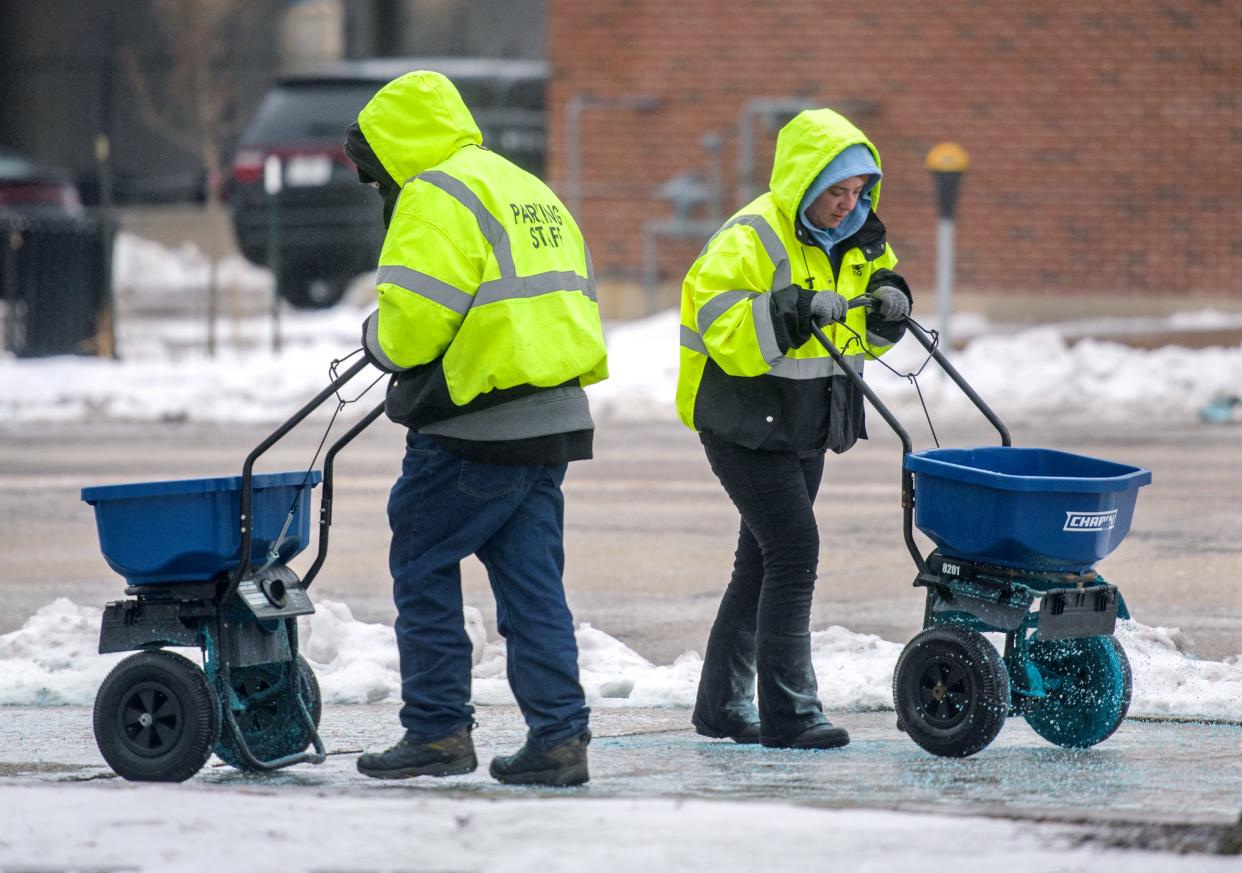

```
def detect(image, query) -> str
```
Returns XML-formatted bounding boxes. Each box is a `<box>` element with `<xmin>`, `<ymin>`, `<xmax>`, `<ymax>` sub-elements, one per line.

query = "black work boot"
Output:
<box><xmin>489</xmin><ymin>730</ymin><xmax>590</xmax><ymax>786</ymax></box>
<box><xmin>357</xmin><ymin>725</ymin><xmax>477</xmax><ymax>779</ymax></box>
<box><xmin>692</xmin><ymin>718</ymin><xmax>762</xmax><ymax>745</ymax></box>
<box><xmin>761</xmin><ymin>721</ymin><xmax>850</xmax><ymax>750</ymax></box>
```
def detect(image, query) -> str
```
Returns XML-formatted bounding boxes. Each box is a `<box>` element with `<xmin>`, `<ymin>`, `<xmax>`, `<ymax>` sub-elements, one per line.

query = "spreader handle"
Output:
<box><xmin>902</xmin><ymin>319</ymin><xmax>1011</xmax><ymax>447</ymax></box>
<box><xmin>300</xmin><ymin>398</ymin><xmax>388</xmax><ymax>591</ymax></box>
<box><xmin>221</xmin><ymin>356</ymin><xmax>372</xmax><ymax>606</ymax></box>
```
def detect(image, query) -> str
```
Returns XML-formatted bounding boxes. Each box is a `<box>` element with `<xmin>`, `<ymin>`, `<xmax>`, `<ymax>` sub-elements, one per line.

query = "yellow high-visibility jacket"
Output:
<box><xmin>355</xmin><ymin>71</ymin><xmax>607</xmax><ymax>460</ymax></box>
<box><xmin>676</xmin><ymin>108</ymin><xmax>909</xmax><ymax>453</ymax></box>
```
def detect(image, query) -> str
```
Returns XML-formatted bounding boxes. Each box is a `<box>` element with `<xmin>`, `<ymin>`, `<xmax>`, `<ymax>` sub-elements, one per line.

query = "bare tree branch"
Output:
<box><xmin>119</xmin><ymin>45</ymin><xmax>204</xmax><ymax>159</ymax></box>
<box><xmin>119</xmin><ymin>0</ymin><xmax>258</xmax><ymax>200</ymax></box>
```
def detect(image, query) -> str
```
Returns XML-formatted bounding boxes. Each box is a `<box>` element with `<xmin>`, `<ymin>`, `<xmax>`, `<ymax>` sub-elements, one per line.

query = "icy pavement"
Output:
<box><xmin>0</xmin><ymin>704</ymin><xmax>1239</xmax><ymax>870</ymax></box>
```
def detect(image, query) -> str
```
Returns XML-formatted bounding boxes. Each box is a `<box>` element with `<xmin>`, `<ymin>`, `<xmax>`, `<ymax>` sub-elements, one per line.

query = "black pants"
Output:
<box><xmin>692</xmin><ymin>432</ymin><xmax>829</xmax><ymax>744</ymax></box>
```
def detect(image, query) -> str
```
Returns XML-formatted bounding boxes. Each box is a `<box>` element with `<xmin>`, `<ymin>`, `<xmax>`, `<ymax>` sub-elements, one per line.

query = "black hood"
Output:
<box><xmin>343</xmin><ymin>122</ymin><xmax>396</xmax><ymax>188</ymax></box>
<box><xmin>344</xmin><ymin>121</ymin><xmax>401</xmax><ymax>227</ymax></box>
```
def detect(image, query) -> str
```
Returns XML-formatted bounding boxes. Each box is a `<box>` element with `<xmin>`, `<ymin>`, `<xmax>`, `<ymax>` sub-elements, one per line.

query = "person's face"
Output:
<box><xmin>806</xmin><ymin>175</ymin><xmax>869</xmax><ymax>228</ymax></box>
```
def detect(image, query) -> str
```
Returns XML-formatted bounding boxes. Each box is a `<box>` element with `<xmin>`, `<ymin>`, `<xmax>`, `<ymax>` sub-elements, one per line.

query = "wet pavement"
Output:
<box><xmin>2</xmin><ymin>704</ymin><xmax>1238</xmax><ymax>839</ymax></box>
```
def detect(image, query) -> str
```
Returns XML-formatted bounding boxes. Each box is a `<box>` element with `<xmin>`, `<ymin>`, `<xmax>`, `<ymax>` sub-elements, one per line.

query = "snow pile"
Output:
<box><xmin>0</xmin><ymin>308</ymin><xmax>377</xmax><ymax>425</ymax></box>
<box><xmin>298</xmin><ymin>599</ymin><xmax>487</xmax><ymax>704</ymax></box>
<box><xmin>112</xmin><ymin>231</ymin><xmax>270</xmax><ymax>302</ymax></box>
<box><xmin>870</xmin><ymin>327</ymin><xmax>1242</xmax><ymax>424</ymax></box>
<box><xmin>3</xmin><ymin>598</ymin><xmax>1239</xmax><ymax>722</ymax></box>
<box><xmin>1117</xmin><ymin>621</ymin><xmax>1242</xmax><ymax>720</ymax></box>
<box><xmin>0</xmin><ymin>599</ymin><xmax>142</xmax><ymax>705</ymax></box>
<box><xmin>297</xmin><ymin>600</ymin><xmax>403</xmax><ymax>704</ymax></box>
<box><xmin>589</xmin><ymin>308</ymin><xmax>682</xmax><ymax>421</ymax></box>
<box><xmin>808</xmin><ymin>625</ymin><xmax>905</xmax><ymax>711</ymax></box>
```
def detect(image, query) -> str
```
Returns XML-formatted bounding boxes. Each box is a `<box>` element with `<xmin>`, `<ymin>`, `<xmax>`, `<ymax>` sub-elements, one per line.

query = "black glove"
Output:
<box><xmin>863</xmin><ymin>269</ymin><xmax>912</xmax><ymax>346</ymax></box>
<box><xmin>361</xmin><ymin>310</ymin><xmax>404</xmax><ymax>373</ymax></box>
<box><xmin>870</xmin><ymin>285</ymin><xmax>910</xmax><ymax>320</ymax></box>
<box><xmin>808</xmin><ymin>290</ymin><xmax>849</xmax><ymax>324</ymax></box>
<box><xmin>768</xmin><ymin>284</ymin><xmax>814</xmax><ymax>351</ymax></box>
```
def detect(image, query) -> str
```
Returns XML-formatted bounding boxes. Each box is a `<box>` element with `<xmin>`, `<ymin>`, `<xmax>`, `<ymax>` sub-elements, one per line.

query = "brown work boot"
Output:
<box><xmin>357</xmin><ymin>725</ymin><xmax>477</xmax><ymax>779</ymax></box>
<box><xmin>489</xmin><ymin>730</ymin><xmax>590</xmax><ymax>786</ymax></box>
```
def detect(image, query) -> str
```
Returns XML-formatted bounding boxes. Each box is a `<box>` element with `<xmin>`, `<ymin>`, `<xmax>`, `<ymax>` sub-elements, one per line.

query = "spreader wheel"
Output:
<box><xmin>93</xmin><ymin>651</ymin><xmax>221</xmax><ymax>782</ymax></box>
<box><xmin>215</xmin><ymin>656</ymin><xmax>322</xmax><ymax>770</ymax></box>
<box><xmin>893</xmin><ymin>625</ymin><xmax>1010</xmax><ymax>758</ymax></box>
<box><xmin>1025</xmin><ymin>635</ymin><xmax>1132</xmax><ymax>749</ymax></box>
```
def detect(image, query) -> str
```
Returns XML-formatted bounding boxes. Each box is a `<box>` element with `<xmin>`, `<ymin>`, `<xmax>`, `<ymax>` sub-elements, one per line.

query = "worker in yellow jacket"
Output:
<box><xmin>344</xmin><ymin>71</ymin><xmax>606</xmax><ymax>786</ymax></box>
<box><xmin>677</xmin><ymin>108</ymin><xmax>912</xmax><ymax>750</ymax></box>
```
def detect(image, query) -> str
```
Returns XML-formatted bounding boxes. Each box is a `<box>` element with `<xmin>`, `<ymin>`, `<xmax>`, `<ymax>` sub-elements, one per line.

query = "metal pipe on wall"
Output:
<box><xmin>563</xmin><ymin>94</ymin><xmax>661</xmax><ymax>219</ymax></box>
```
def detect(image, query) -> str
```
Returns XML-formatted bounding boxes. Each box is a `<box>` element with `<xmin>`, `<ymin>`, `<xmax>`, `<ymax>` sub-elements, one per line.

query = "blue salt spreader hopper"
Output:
<box><xmin>82</xmin><ymin>471</ymin><xmax>322</xmax><ymax>586</ymax></box>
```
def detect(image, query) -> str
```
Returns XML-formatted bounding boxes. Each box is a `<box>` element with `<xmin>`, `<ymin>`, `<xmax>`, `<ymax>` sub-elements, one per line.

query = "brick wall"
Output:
<box><xmin>546</xmin><ymin>0</ymin><xmax>1241</xmax><ymax>306</ymax></box>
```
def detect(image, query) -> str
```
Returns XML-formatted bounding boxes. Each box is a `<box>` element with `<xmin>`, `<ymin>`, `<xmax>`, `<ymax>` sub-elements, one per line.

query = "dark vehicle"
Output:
<box><xmin>1</xmin><ymin>146</ymin><xmax>108</xmax><ymax>357</ymax></box>
<box><xmin>227</xmin><ymin>57</ymin><xmax>548</xmax><ymax>309</ymax></box>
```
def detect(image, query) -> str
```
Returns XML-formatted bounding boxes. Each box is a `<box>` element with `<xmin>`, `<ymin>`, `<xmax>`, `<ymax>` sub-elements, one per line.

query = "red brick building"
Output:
<box><xmin>546</xmin><ymin>0</ymin><xmax>1240</xmax><ymax>314</ymax></box>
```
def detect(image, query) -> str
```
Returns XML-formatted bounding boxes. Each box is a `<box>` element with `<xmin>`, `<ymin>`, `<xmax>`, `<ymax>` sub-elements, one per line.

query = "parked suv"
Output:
<box><xmin>227</xmin><ymin>57</ymin><xmax>548</xmax><ymax>308</ymax></box>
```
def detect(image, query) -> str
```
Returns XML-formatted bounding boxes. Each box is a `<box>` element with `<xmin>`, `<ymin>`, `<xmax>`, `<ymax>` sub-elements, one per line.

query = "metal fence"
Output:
<box><xmin>1</xmin><ymin>212</ymin><xmax>113</xmax><ymax>358</ymax></box>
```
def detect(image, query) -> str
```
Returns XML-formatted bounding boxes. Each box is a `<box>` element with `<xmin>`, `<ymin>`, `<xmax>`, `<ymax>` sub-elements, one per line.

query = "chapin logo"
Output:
<box><xmin>1063</xmin><ymin>510</ymin><xmax>1118</xmax><ymax>532</ymax></box>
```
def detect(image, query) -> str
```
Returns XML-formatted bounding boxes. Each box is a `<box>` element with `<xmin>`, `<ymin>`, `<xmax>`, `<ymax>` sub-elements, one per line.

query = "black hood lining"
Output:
<box><xmin>343</xmin><ymin>122</ymin><xmax>397</xmax><ymax>189</ymax></box>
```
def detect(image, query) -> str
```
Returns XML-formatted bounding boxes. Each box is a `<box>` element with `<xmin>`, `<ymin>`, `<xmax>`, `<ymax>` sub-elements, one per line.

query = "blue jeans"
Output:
<box><xmin>692</xmin><ymin>432</ymin><xmax>829</xmax><ymax>744</ymax></box>
<box><xmin>387</xmin><ymin>431</ymin><xmax>589</xmax><ymax>750</ymax></box>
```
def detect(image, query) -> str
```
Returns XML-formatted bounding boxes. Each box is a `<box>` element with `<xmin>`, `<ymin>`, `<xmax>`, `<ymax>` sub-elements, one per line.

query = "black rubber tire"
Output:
<box><xmin>93</xmin><ymin>650</ymin><xmax>220</xmax><ymax>782</ymax></box>
<box><xmin>1025</xmin><ymin>635</ymin><xmax>1132</xmax><ymax>749</ymax></box>
<box><xmin>893</xmin><ymin>625</ymin><xmax>1010</xmax><ymax>758</ymax></box>
<box><xmin>280</xmin><ymin>272</ymin><xmax>348</xmax><ymax>309</ymax></box>
<box><xmin>214</xmin><ymin>656</ymin><xmax>322</xmax><ymax>771</ymax></box>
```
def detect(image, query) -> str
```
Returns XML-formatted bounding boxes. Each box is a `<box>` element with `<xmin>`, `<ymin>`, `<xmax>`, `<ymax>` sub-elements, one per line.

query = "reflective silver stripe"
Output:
<box><xmin>376</xmin><ymin>265</ymin><xmax>474</xmax><ymax>316</ymax></box>
<box><xmin>750</xmin><ymin>293</ymin><xmax>783</xmax><ymax>365</ymax></box>
<box><xmin>475</xmin><ymin>271</ymin><xmax>593</xmax><ymax>306</ymax></box>
<box><xmin>417</xmin><ymin>170</ymin><xmax>516</xmax><ymax>276</ymax></box>
<box><xmin>697</xmin><ymin>289</ymin><xmax>757</xmax><ymax>337</ymax></box>
<box><xmin>363</xmin><ymin>312</ymin><xmax>403</xmax><ymax>372</ymax></box>
<box><xmin>684</xmin><ymin>310</ymin><xmax>862</xmax><ymax>376</ymax></box>
<box><xmin>768</xmin><ymin>357</ymin><xmax>833</xmax><ymax>380</ymax></box>
<box><xmin>583</xmin><ymin>241</ymin><xmax>598</xmax><ymax>301</ymax></box>
<box><xmin>700</xmin><ymin>213</ymin><xmax>790</xmax><ymax>291</ymax></box>
<box><xmin>680</xmin><ymin>324</ymin><xmax>708</xmax><ymax>355</ymax></box>
<box><xmin>767</xmin><ymin>354</ymin><xmax>864</xmax><ymax>380</ymax></box>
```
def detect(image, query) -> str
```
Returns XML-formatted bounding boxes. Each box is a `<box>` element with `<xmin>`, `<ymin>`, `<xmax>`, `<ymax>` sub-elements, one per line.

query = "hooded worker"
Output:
<box><xmin>677</xmin><ymin>108</ymin><xmax>912</xmax><ymax>750</ymax></box>
<box><xmin>343</xmin><ymin>71</ymin><xmax>606</xmax><ymax>787</ymax></box>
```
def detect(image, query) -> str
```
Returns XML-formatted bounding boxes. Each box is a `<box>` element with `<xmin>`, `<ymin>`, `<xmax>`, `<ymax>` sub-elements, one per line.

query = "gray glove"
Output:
<box><xmin>808</xmin><ymin>290</ymin><xmax>849</xmax><ymax>324</ymax></box>
<box><xmin>361</xmin><ymin>310</ymin><xmax>404</xmax><ymax>373</ymax></box>
<box><xmin>870</xmin><ymin>285</ymin><xmax>910</xmax><ymax>321</ymax></box>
